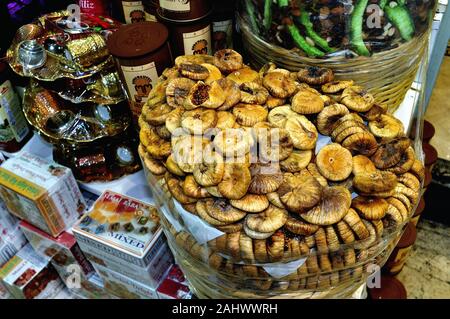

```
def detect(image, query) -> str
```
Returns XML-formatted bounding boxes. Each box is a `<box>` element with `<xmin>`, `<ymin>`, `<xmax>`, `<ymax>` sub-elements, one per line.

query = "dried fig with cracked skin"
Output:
<box><xmin>205</xmin><ymin>198</ymin><xmax>246</xmax><ymax>223</ymax></box>
<box><xmin>155</xmin><ymin>124</ymin><xmax>171</xmax><ymax>140</ymax></box>
<box><xmin>243</xmin><ymin>223</ymin><xmax>274</xmax><ymax>240</ymax></box>
<box><xmin>166</xmin><ymin>78</ymin><xmax>195</xmax><ymax>108</ymax></box>
<box><xmin>262</xmin><ymin>71</ymin><xmax>297</xmax><ymax>98</ymax></box>
<box><xmin>386</xmin><ymin>197</ymin><xmax>409</xmax><ymax>221</ymax></box>
<box><xmin>239</xmin><ymin>82</ymin><xmax>269</xmax><ymax>105</ymax></box>
<box><xmin>285</xmin><ymin>116</ymin><xmax>318</xmax><ymax>150</ymax></box>
<box><xmin>297</xmin><ymin>67</ymin><xmax>334</xmax><ymax>86</ymax></box>
<box><xmin>353</xmin><ymin>170</ymin><xmax>397</xmax><ymax>193</ymax></box>
<box><xmin>213</xmin><ymin>128</ymin><xmax>254</xmax><ymax>157</ymax></box>
<box><xmin>307</xmin><ymin>163</ymin><xmax>328</xmax><ymax>187</ymax></box>
<box><xmin>179</xmin><ymin>62</ymin><xmax>209</xmax><ymax>80</ymax></box>
<box><xmin>408</xmin><ymin>158</ymin><xmax>424</xmax><ymax>181</ymax></box>
<box><xmin>216</xmin><ymin>111</ymin><xmax>236</xmax><ymax>129</ymax></box>
<box><xmin>246</xmin><ymin>205</ymin><xmax>288</xmax><ymax>233</ymax></box>
<box><xmin>218</xmin><ymin>163</ymin><xmax>251</xmax><ymax>200</ymax></box>
<box><xmin>226</xmin><ymin>67</ymin><xmax>259</xmax><ymax>85</ymax></box>
<box><xmin>239</xmin><ymin>231</ymin><xmax>255</xmax><ymax>263</ymax></box>
<box><xmin>341</xmin><ymin>86</ymin><xmax>374</xmax><ymax>112</ymax></box>
<box><xmin>291</xmin><ymin>89</ymin><xmax>324</xmax><ymax>115</ymax></box>
<box><xmin>371</xmin><ymin>137</ymin><xmax>410</xmax><ymax>169</ymax></box>
<box><xmin>368</xmin><ymin>114</ymin><xmax>404</xmax><ymax>139</ymax></box>
<box><xmin>141</xmin><ymin>125</ymin><xmax>171</xmax><ymax>160</ymax></box>
<box><xmin>258</xmin><ymin>62</ymin><xmax>277</xmax><ymax>78</ymax></box>
<box><xmin>201</xmin><ymin>63</ymin><xmax>222</xmax><ymax>84</ymax></box>
<box><xmin>248</xmin><ymin>162</ymin><xmax>283</xmax><ymax>194</ymax></box>
<box><xmin>353</xmin><ymin>220</ymin><xmax>377</xmax><ymax>250</ymax></box>
<box><xmin>182</xmin><ymin>203</ymin><xmax>198</xmax><ymax>215</ymax></box>
<box><xmin>398</xmin><ymin>172</ymin><xmax>421</xmax><ymax>192</ymax></box>
<box><xmin>181</xmin><ymin>108</ymin><xmax>217</xmax><ymax>134</ymax></box>
<box><xmin>143</xmin><ymin>103</ymin><xmax>173</xmax><ymax>126</ymax></box>
<box><xmin>383</xmin><ymin>203</ymin><xmax>403</xmax><ymax>227</ymax></box>
<box><xmin>213</xmin><ymin>49</ymin><xmax>243</xmax><ymax>74</ymax></box>
<box><xmin>265</xmin><ymin>96</ymin><xmax>286</xmax><ymax>109</ymax></box>
<box><xmin>182</xmin><ymin>175</ymin><xmax>210</xmax><ymax>198</ymax></box>
<box><xmin>268</xmin><ymin>106</ymin><xmax>298</xmax><ymax>128</ymax></box>
<box><xmin>195</xmin><ymin>199</ymin><xmax>229</xmax><ymax>226</ymax></box>
<box><xmin>256</xmin><ymin>126</ymin><xmax>293</xmax><ymax>162</ymax></box>
<box><xmin>371</xmin><ymin>220</ymin><xmax>384</xmax><ymax>237</ymax></box>
<box><xmin>352</xmin><ymin>155</ymin><xmax>376</xmax><ymax>176</ymax></box>
<box><xmin>325</xmin><ymin>226</ymin><xmax>340</xmax><ymax>252</ymax></box>
<box><xmin>316</xmin><ymin>143</ymin><xmax>353</xmax><ymax>181</ymax></box>
<box><xmin>216</xmin><ymin>78</ymin><xmax>241</xmax><ymax>111</ymax></box>
<box><xmin>391</xmin><ymin>193</ymin><xmax>412</xmax><ymax>212</ymax></box>
<box><xmin>165</xmin><ymin>107</ymin><xmax>184</xmax><ymax>133</ymax></box>
<box><xmin>266</xmin><ymin>192</ymin><xmax>285</xmax><ymax>209</ymax></box>
<box><xmin>394</xmin><ymin>183</ymin><xmax>419</xmax><ymax>204</ymax></box>
<box><xmin>317</xmin><ymin>104</ymin><xmax>350</xmax><ymax>135</ymax></box>
<box><xmin>342</xmin><ymin>208</ymin><xmax>370</xmax><ymax>239</ymax></box>
<box><xmin>335</xmin><ymin>221</ymin><xmax>356</xmax><ymax>244</ymax></box>
<box><xmin>185</xmin><ymin>81</ymin><xmax>226</xmax><ymax>109</ymax></box>
<box><xmin>175</xmin><ymin>54</ymin><xmax>214</xmax><ymax>67</ymax></box>
<box><xmin>352</xmin><ymin>196</ymin><xmax>389</xmax><ymax>220</ymax></box>
<box><xmin>321</xmin><ymin>80</ymin><xmax>354</xmax><ymax>94</ymax></box>
<box><xmin>342</xmin><ymin>132</ymin><xmax>378</xmax><ymax>156</ymax></box>
<box><xmin>138</xmin><ymin>144</ymin><xmax>166</xmax><ymax>175</ymax></box>
<box><xmin>301</xmin><ymin>186</ymin><xmax>351</xmax><ymax>225</ymax></box>
<box><xmin>205</xmin><ymin>185</ymin><xmax>223</xmax><ymax>198</ymax></box>
<box><xmin>165</xmin><ymin>154</ymin><xmax>185</xmax><ymax>177</ymax></box>
<box><xmin>331</xmin><ymin>119</ymin><xmax>367</xmax><ymax>142</ymax></box>
<box><xmin>217</xmin><ymin>222</ymin><xmax>243</xmax><ymax>233</ymax></box>
<box><xmin>267</xmin><ymin>230</ymin><xmax>285</xmax><ymax>262</ymax></box>
<box><xmin>385</xmin><ymin>146</ymin><xmax>415</xmax><ymax>175</ymax></box>
<box><xmin>233</xmin><ymin>103</ymin><xmax>268</xmax><ymax>127</ymax></box>
<box><xmin>165</xmin><ymin>173</ymin><xmax>197</xmax><ymax>204</ymax></box>
<box><xmin>280</xmin><ymin>150</ymin><xmax>312</xmax><ymax>172</ymax></box>
<box><xmin>172</xmin><ymin>134</ymin><xmax>209</xmax><ymax>173</ymax></box>
<box><xmin>230</xmin><ymin>194</ymin><xmax>269</xmax><ymax>213</ymax></box>
<box><xmin>193</xmin><ymin>152</ymin><xmax>224</xmax><ymax>187</ymax></box>
<box><xmin>285</xmin><ymin>215</ymin><xmax>319</xmax><ymax>235</ymax></box>
<box><xmin>277</xmin><ymin>172</ymin><xmax>322</xmax><ymax>212</ymax></box>
<box><xmin>334</xmin><ymin>126</ymin><xmax>368</xmax><ymax>144</ymax></box>
<box><xmin>360</xmin><ymin>103</ymin><xmax>387</xmax><ymax>121</ymax></box>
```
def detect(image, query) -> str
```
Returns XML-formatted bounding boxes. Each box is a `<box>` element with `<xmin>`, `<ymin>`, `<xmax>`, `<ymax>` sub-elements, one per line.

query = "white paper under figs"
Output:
<box><xmin>315</xmin><ymin>134</ymin><xmax>332</xmax><ymax>155</ymax></box>
<box><xmin>173</xmin><ymin>200</ymin><xmax>225</xmax><ymax>244</ymax></box>
<box><xmin>160</xmin><ymin>203</ymin><xmax>184</xmax><ymax>233</ymax></box>
<box><xmin>259</xmin><ymin>257</ymin><xmax>308</xmax><ymax>279</ymax></box>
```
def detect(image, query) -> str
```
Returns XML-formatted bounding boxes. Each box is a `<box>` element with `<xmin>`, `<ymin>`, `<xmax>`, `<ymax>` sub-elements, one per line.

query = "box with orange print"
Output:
<box><xmin>0</xmin><ymin>152</ymin><xmax>86</xmax><ymax>237</ymax></box>
<box><xmin>72</xmin><ymin>190</ymin><xmax>170</xmax><ymax>287</ymax></box>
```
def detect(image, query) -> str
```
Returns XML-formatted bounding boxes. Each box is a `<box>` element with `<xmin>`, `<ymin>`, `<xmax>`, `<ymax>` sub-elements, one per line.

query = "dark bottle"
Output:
<box><xmin>211</xmin><ymin>0</ymin><xmax>236</xmax><ymax>52</ymax></box>
<box><xmin>0</xmin><ymin>62</ymin><xmax>32</xmax><ymax>153</ymax></box>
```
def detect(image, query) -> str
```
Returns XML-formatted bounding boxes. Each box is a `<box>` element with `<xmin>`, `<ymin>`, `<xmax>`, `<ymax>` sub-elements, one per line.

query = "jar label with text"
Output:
<box><xmin>122</xmin><ymin>1</ymin><xmax>147</xmax><ymax>24</ymax></box>
<box><xmin>121</xmin><ymin>62</ymin><xmax>159</xmax><ymax>118</ymax></box>
<box><xmin>212</xmin><ymin>19</ymin><xmax>233</xmax><ymax>52</ymax></box>
<box><xmin>182</xmin><ymin>25</ymin><xmax>211</xmax><ymax>55</ymax></box>
<box><xmin>160</xmin><ymin>0</ymin><xmax>190</xmax><ymax>12</ymax></box>
<box><xmin>0</xmin><ymin>80</ymin><xmax>29</xmax><ymax>143</ymax></box>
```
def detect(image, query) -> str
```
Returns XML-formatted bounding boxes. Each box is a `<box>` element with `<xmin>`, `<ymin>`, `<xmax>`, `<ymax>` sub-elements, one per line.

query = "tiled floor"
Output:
<box><xmin>425</xmin><ymin>56</ymin><xmax>450</xmax><ymax>160</ymax></box>
<box><xmin>397</xmin><ymin>219</ymin><xmax>450</xmax><ymax>298</ymax></box>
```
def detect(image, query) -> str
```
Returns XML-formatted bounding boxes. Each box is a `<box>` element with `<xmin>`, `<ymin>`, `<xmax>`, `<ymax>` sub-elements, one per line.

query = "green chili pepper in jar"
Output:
<box><xmin>285</xmin><ymin>19</ymin><xmax>325</xmax><ymax>57</ymax></box>
<box><xmin>384</xmin><ymin>3</ymin><xmax>415</xmax><ymax>41</ymax></box>
<box><xmin>297</xmin><ymin>11</ymin><xmax>334</xmax><ymax>53</ymax></box>
<box><xmin>245</xmin><ymin>0</ymin><xmax>259</xmax><ymax>34</ymax></box>
<box><xmin>263</xmin><ymin>0</ymin><xmax>273</xmax><ymax>31</ymax></box>
<box><xmin>350</xmin><ymin>0</ymin><xmax>371</xmax><ymax>56</ymax></box>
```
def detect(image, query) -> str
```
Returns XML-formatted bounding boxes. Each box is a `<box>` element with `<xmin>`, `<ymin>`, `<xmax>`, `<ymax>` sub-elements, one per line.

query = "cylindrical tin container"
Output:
<box><xmin>156</xmin><ymin>9</ymin><xmax>212</xmax><ymax>57</ymax></box>
<box><xmin>107</xmin><ymin>22</ymin><xmax>172</xmax><ymax>122</ymax></box>
<box><xmin>144</xmin><ymin>0</ymin><xmax>159</xmax><ymax>21</ymax></box>
<box><xmin>211</xmin><ymin>0</ymin><xmax>235</xmax><ymax>52</ymax></box>
<box><xmin>411</xmin><ymin>197</ymin><xmax>425</xmax><ymax>227</ymax></box>
<box><xmin>158</xmin><ymin>0</ymin><xmax>211</xmax><ymax>21</ymax></box>
<box><xmin>383</xmin><ymin>223</ymin><xmax>417</xmax><ymax>276</ymax></box>
<box><xmin>121</xmin><ymin>0</ymin><xmax>158</xmax><ymax>24</ymax></box>
<box><xmin>368</xmin><ymin>276</ymin><xmax>407</xmax><ymax>299</ymax></box>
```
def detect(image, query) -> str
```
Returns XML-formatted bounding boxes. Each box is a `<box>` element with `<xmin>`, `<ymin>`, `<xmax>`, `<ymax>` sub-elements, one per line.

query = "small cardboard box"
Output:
<box><xmin>0</xmin><ymin>200</ymin><xmax>27</xmax><ymax>266</ymax></box>
<box><xmin>0</xmin><ymin>152</ymin><xmax>86</xmax><ymax>236</ymax></box>
<box><xmin>157</xmin><ymin>278</ymin><xmax>193</xmax><ymax>299</ymax></box>
<box><xmin>73</xmin><ymin>190</ymin><xmax>170</xmax><ymax>287</ymax></box>
<box><xmin>19</xmin><ymin>220</ymin><xmax>94</xmax><ymax>277</ymax></box>
<box><xmin>93</xmin><ymin>263</ymin><xmax>158</xmax><ymax>299</ymax></box>
<box><xmin>0</xmin><ymin>244</ymin><xmax>64</xmax><ymax>299</ymax></box>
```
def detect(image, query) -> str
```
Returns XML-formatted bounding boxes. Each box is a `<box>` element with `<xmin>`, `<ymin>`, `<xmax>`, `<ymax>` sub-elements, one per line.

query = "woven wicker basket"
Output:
<box><xmin>237</xmin><ymin>13</ymin><xmax>429</xmax><ymax>113</ymax></box>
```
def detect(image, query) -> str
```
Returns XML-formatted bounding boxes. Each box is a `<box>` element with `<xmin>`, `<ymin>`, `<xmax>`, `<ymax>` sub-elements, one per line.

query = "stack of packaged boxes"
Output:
<box><xmin>0</xmin><ymin>152</ymin><xmax>87</xmax><ymax>299</ymax></box>
<box><xmin>0</xmin><ymin>152</ymin><xmax>193</xmax><ymax>299</ymax></box>
<box><xmin>72</xmin><ymin>190</ymin><xmax>174</xmax><ymax>299</ymax></box>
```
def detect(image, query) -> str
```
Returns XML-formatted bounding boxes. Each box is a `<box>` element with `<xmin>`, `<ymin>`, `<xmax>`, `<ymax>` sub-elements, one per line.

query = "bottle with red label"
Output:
<box><xmin>0</xmin><ymin>62</ymin><xmax>31</xmax><ymax>153</ymax></box>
